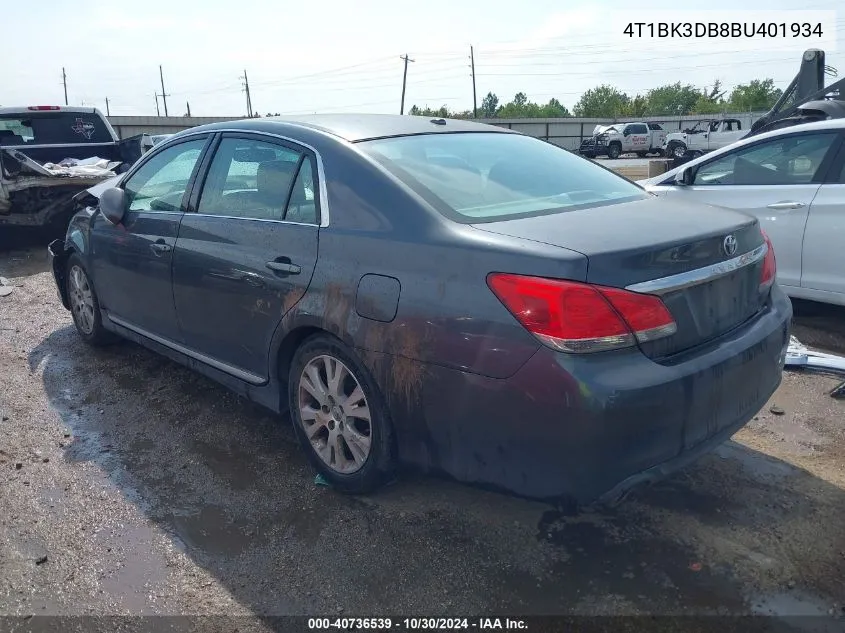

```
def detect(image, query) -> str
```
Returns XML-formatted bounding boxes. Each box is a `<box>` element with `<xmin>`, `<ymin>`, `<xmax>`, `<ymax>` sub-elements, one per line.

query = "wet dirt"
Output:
<box><xmin>1</xmin><ymin>244</ymin><xmax>844</xmax><ymax>630</ymax></box>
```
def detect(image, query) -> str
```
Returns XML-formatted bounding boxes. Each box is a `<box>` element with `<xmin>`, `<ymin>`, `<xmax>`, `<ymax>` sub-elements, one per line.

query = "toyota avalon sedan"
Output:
<box><xmin>47</xmin><ymin>114</ymin><xmax>791</xmax><ymax>506</ymax></box>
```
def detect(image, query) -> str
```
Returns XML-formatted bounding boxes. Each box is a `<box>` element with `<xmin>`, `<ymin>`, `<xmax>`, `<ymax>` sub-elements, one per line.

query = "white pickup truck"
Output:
<box><xmin>579</xmin><ymin>122</ymin><xmax>667</xmax><ymax>159</ymax></box>
<box><xmin>663</xmin><ymin>118</ymin><xmax>745</xmax><ymax>159</ymax></box>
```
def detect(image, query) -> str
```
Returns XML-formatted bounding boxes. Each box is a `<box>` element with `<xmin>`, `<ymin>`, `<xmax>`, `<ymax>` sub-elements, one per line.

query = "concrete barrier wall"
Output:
<box><xmin>108</xmin><ymin>116</ymin><xmax>245</xmax><ymax>139</ymax></box>
<box><xmin>108</xmin><ymin>112</ymin><xmax>767</xmax><ymax>149</ymax></box>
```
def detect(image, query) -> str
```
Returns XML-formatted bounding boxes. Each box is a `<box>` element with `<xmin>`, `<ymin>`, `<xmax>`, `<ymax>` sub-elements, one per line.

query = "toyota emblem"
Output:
<box><xmin>723</xmin><ymin>234</ymin><xmax>738</xmax><ymax>257</ymax></box>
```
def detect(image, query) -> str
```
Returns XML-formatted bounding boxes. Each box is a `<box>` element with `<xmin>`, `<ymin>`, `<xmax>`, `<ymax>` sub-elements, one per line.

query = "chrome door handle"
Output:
<box><xmin>766</xmin><ymin>201</ymin><xmax>805</xmax><ymax>210</ymax></box>
<box><xmin>150</xmin><ymin>240</ymin><xmax>172</xmax><ymax>255</ymax></box>
<box><xmin>266</xmin><ymin>261</ymin><xmax>301</xmax><ymax>275</ymax></box>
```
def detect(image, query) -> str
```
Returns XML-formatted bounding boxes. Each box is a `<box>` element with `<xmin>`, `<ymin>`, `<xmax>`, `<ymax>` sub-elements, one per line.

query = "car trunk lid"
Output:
<box><xmin>472</xmin><ymin>196</ymin><xmax>768</xmax><ymax>360</ymax></box>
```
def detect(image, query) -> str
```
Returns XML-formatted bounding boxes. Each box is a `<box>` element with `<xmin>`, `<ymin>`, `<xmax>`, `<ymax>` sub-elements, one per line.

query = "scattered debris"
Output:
<box><xmin>34</xmin><ymin>555</ymin><xmax>48</xmax><ymax>566</ymax></box>
<box><xmin>788</xmin><ymin>580</ymin><xmax>796</xmax><ymax>589</ymax></box>
<box><xmin>689</xmin><ymin>562</ymin><xmax>703</xmax><ymax>572</ymax></box>
<box><xmin>314</xmin><ymin>473</ymin><xmax>332</xmax><ymax>487</ymax></box>
<box><xmin>785</xmin><ymin>336</ymin><xmax>845</xmax><ymax>399</ymax></box>
<box><xmin>769</xmin><ymin>405</ymin><xmax>786</xmax><ymax>415</ymax></box>
<box><xmin>15</xmin><ymin>462</ymin><xmax>23</xmax><ymax>470</ymax></box>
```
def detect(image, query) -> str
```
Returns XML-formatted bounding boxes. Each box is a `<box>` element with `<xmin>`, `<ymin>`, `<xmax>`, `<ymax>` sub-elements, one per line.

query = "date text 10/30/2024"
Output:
<box><xmin>623</xmin><ymin>22</ymin><xmax>823</xmax><ymax>38</ymax></box>
<box><xmin>307</xmin><ymin>618</ymin><xmax>528</xmax><ymax>630</ymax></box>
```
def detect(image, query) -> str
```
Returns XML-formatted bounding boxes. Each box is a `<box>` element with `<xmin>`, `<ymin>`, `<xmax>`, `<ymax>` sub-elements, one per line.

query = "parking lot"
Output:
<box><xmin>1</xmin><ymin>234</ymin><xmax>844</xmax><ymax>629</ymax></box>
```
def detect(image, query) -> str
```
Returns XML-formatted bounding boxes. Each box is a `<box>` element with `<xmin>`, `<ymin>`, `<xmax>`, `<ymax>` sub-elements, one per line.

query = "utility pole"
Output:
<box><xmin>186</xmin><ymin>101</ymin><xmax>191</xmax><ymax>117</ymax></box>
<box><xmin>159</xmin><ymin>65</ymin><xmax>170</xmax><ymax>116</ymax></box>
<box><xmin>62</xmin><ymin>67</ymin><xmax>68</xmax><ymax>105</ymax></box>
<box><xmin>399</xmin><ymin>54</ymin><xmax>415</xmax><ymax>115</ymax></box>
<box><xmin>240</xmin><ymin>70</ymin><xmax>253</xmax><ymax>117</ymax></box>
<box><xmin>105</xmin><ymin>97</ymin><xmax>110</xmax><ymax>116</ymax></box>
<box><xmin>155</xmin><ymin>94</ymin><xmax>161</xmax><ymax>117</ymax></box>
<box><xmin>470</xmin><ymin>46</ymin><xmax>477</xmax><ymax>118</ymax></box>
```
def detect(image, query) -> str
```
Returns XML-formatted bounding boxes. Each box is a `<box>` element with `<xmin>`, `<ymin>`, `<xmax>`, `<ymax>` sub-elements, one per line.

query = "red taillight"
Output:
<box><xmin>760</xmin><ymin>229</ymin><xmax>776</xmax><ymax>291</ymax></box>
<box><xmin>27</xmin><ymin>106</ymin><xmax>60</xmax><ymax>111</ymax></box>
<box><xmin>487</xmin><ymin>273</ymin><xmax>677</xmax><ymax>354</ymax></box>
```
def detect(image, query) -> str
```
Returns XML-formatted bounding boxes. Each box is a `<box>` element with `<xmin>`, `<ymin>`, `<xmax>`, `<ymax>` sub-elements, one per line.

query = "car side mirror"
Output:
<box><xmin>99</xmin><ymin>187</ymin><xmax>127</xmax><ymax>225</ymax></box>
<box><xmin>674</xmin><ymin>168</ymin><xmax>693</xmax><ymax>186</ymax></box>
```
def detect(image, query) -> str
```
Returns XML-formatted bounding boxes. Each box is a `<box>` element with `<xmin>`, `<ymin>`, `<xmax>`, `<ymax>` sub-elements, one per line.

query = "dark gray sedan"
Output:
<box><xmin>48</xmin><ymin>114</ymin><xmax>792</xmax><ymax>506</ymax></box>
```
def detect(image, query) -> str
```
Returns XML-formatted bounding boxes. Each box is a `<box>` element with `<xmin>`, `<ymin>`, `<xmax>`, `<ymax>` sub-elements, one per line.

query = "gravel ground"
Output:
<box><xmin>1</xmin><ymin>237</ymin><xmax>844</xmax><ymax>631</ymax></box>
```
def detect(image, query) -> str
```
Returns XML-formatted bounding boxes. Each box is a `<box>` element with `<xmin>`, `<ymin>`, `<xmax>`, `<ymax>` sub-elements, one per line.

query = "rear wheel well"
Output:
<box><xmin>276</xmin><ymin>326</ymin><xmax>329</xmax><ymax>402</ymax></box>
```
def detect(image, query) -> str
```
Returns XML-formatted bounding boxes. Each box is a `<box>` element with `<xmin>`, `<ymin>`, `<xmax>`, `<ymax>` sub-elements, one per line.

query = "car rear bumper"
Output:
<box><xmin>392</xmin><ymin>285</ymin><xmax>792</xmax><ymax>505</ymax></box>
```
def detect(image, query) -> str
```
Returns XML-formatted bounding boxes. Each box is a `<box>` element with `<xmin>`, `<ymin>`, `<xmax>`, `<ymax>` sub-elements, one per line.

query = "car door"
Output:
<box><xmin>800</xmin><ymin>143</ymin><xmax>845</xmax><ymax>299</ymax></box>
<box><xmin>648</xmin><ymin>124</ymin><xmax>666</xmax><ymax>150</ymax></box>
<box><xmin>627</xmin><ymin>124</ymin><xmax>649</xmax><ymax>151</ymax></box>
<box><xmin>651</xmin><ymin>131</ymin><xmax>842</xmax><ymax>291</ymax></box>
<box><xmin>171</xmin><ymin>133</ymin><xmax>320</xmax><ymax>383</ymax></box>
<box><xmin>90</xmin><ymin>136</ymin><xmax>210</xmax><ymax>341</ymax></box>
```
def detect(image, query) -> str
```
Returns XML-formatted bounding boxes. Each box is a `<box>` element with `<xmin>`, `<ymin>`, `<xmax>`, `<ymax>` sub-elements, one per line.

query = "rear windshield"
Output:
<box><xmin>0</xmin><ymin>112</ymin><xmax>113</xmax><ymax>146</ymax></box>
<box><xmin>360</xmin><ymin>132</ymin><xmax>646</xmax><ymax>223</ymax></box>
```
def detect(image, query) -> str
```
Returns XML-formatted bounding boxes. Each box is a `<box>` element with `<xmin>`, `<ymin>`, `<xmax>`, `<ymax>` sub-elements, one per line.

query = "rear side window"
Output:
<box><xmin>629</xmin><ymin>124</ymin><xmax>649</xmax><ymax>134</ymax></box>
<box><xmin>361</xmin><ymin>132</ymin><xmax>646</xmax><ymax>223</ymax></box>
<box><xmin>0</xmin><ymin>113</ymin><xmax>113</xmax><ymax>145</ymax></box>
<box><xmin>197</xmin><ymin>137</ymin><xmax>317</xmax><ymax>223</ymax></box>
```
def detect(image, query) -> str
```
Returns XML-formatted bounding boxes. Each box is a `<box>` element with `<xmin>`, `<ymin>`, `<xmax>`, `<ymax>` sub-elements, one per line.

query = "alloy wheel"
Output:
<box><xmin>297</xmin><ymin>354</ymin><xmax>372</xmax><ymax>474</ymax></box>
<box><xmin>69</xmin><ymin>265</ymin><xmax>95</xmax><ymax>335</ymax></box>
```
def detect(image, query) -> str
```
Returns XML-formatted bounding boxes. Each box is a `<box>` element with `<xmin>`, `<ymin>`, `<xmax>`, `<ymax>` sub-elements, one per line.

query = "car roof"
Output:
<box><xmin>191</xmin><ymin>113</ymin><xmax>515</xmax><ymax>143</ymax></box>
<box><xmin>642</xmin><ymin>117</ymin><xmax>845</xmax><ymax>185</ymax></box>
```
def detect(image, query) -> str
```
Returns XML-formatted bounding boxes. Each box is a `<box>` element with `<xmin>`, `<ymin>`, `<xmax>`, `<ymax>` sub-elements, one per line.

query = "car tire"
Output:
<box><xmin>288</xmin><ymin>333</ymin><xmax>396</xmax><ymax>493</ymax></box>
<box><xmin>636</xmin><ymin>151</ymin><xmax>647</xmax><ymax>158</ymax></box>
<box><xmin>65</xmin><ymin>254</ymin><xmax>115</xmax><ymax>346</ymax></box>
<box><xmin>582</xmin><ymin>152</ymin><xmax>595</xmax><ymax>159</ymax></box>
<box><xmin>669</xmin><ymin>142</ymin><xmax>687</xmax><ymax>159</ymax></box>
<box><xmin>607</xmin><ymin>143</ymin><xmax>621</xmax><ymax>159</ymax></box>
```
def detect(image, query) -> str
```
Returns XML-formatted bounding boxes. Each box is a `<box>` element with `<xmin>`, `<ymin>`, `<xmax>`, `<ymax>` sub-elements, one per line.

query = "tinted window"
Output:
<box><xmin>284</xmin><ymin>158</ymin><xmax>318</xmax><ymax>224</ymax></box>
<box><xmin>198</xmin><ymin>137</ymin><xmax>315</xmax><ymax>222</ymax></box>
<box><xmin>124</xmin><ymin>139</ymin><xmax>206</xmax><ymax>212</ymax></box>
<box><xmin>361</xmin><ymin>132</ymin><xmax>646</xmax><ymax>222</ymax></box>
<box><xmin>629</xmin><ymin>124</ymin><xmax>648</xmax><ymax>134</ymax></box>
<box><xmin>0</xmin><ymin>112</ymin><xmax>113</xmax><ymax>145</ymax></box>
<box><xmin>648</xmin><ymin>123</ymin><xmax>663</xmax><ymax>130</ymax></box>
<box><xmin>692</xmin><ymin>133</ymin><xmax>837</xmax><ymax>186</ymax></box>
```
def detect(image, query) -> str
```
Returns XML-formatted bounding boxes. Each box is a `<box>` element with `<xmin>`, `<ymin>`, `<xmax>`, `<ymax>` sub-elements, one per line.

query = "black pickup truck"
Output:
<box><xmin>0</xmin><ymin>105</ymin><xmax>150</xmax><ymax>232</ymax></box>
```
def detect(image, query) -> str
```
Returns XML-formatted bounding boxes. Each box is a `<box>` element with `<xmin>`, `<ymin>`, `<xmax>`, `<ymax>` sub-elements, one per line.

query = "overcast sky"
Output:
<box><xmin>2</xmin><ymin>0</ymin><xmax>841</xmax><ymax>117</ymax></box>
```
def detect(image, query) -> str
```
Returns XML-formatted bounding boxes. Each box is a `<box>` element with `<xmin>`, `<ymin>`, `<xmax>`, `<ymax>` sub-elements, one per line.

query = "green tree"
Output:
<box><xmin>408</xmin><ymin>104</ymin><xmax>453</xmax><ymax>117</ymax></box>
<box><xmin>645</xmin><ymin>82</ymin><xmax>701</xmax><ymax>116</ymax></box>
<box><xmin>690</xmin><ymin>94</ymin><xmax>724</xmax><ymax>114</ymax></box>
<box><xmin>480</xmin><ymin>92</ymin><xmax>499</xmax><ymax>118</ymax></box>
<box><xmin>728</xmin><ymin>79</ymin><xmax>782</xmax><ymax>111</ymax></box>
<box><xmin>539</xmin><ymin>98</ymin><xmax>571</xmax><ymax>117</ymax></box>
<box><xmin>573</xmin><ymin>85</ymin><xmax>630</xmax><ymax>118</ymax></box>
<box><xmin>623</xmin><ymin>94</ymin><xmax>648</xmax><ymax>117</ymax></box>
